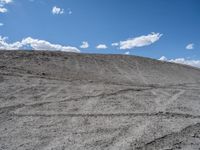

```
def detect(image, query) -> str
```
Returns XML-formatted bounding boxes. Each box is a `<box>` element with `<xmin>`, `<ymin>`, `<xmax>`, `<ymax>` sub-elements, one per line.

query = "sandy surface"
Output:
<box><xmin>0</xmin><ymin>50</ymin><xmax>200</xmax><ymax>150</ymax></box>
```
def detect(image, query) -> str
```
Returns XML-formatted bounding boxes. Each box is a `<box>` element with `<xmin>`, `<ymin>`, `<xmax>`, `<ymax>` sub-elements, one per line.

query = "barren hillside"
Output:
<box><xmin>0</xmin><ymin>50</ymin><xmax>200</xmax><ymax>150</ymax></box>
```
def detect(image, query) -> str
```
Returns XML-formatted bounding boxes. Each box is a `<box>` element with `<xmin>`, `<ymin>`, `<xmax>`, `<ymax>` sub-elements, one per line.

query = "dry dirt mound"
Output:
<box><xmin>0</xmin><ymin>50</ymin><xmax>200</xmax><ymax>150</ymax></box>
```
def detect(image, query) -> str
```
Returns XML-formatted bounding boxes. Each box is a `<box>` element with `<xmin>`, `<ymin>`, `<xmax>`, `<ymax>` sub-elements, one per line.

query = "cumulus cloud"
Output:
<box><xmin>0</xmin><ymin>36</ymin><xmax>23</xmax><ymax>49</ymax></box>
<box><xmin>0</xmin><ymin>36</ymin><xmax>80</xmax><ymax>52</ymax></box>
<box><xmin>159</xmin><ymin>56</ymin><xmax>200</xmax><ymax>68</ymax></box>
<box><xmin>96</xmin><ymin>44</ymin><xmax>107</xmax><ymax>49</ymax></box>
<box><xmin>159</xmin><ymin>56</ymin><xmax>168</xmax><ymax>61</ymax></box>
<box><xmin>52</xmin><ymin>6</ymin><xmax>64</xmax><ymax>15</ymax></box>
<box><xmin>0</xmin><ymin>0</ymin><xmax>12</xmax><ymax>13</ymax></box>
<box><xmin>186</xmin><ymin>43</ymin><xmax>194</xmax><ymax>50</ymax></box>
<box><xmin>0</xmin><ymin>7</ymin><xmax>7</xmax><ymax>13</ymax></box>
<box><xmin>0</xmin><ymin>23</ymin><xmax>4</xmax><ymax>26</ymax></box>
<box><xmin>80</xmin><ymin>41</ymin><xmax>89</xmax><ymax>49</ymax></box>
<box><xmin>119</xmin><ymin>32</ymin><xmax>162</xmax><ymax>50</ymax></box>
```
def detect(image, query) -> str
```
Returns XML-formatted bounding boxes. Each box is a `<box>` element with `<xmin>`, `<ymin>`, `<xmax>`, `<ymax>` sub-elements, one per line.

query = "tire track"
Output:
<box><xmin>0</xmin><ymin>104</ymin><xmax>25</xmax><ymax>114</ymax></box>
<box><xmin>134</xmin><ymin>60</ymin><xmax>186</xmax><ymax>114</ymax></box>
<box><xmin>156</xmin><ymin>89</ymin><xmax>185</xmax><ymax>112</ymax></box>
<box><xmin>59</xmin><ymin>87</ymin><xmax>150</xmax><ymax>102</ymax></box>
<box><xmin>101</xmin><ymin>125</ymin><xmax>131</xmax><ymax>149</ymax></box>
<box><xmin>0</xmin><ymin>87</ymin><xmax>149</xmax><ymax>112</ymax></box>
<box><xmin>109</xmin><ymin>119</ymin><xmax>152</xmax><ymax>150</ymax></box>
<box><xmin>135</xmin><ymin>123</ymin><xmax>200</xmax><ymax>150</ymax></box>
<box><xmin>111</xmin><ymin>60</ymin><xmax>135</xmax><ymax>83</ymax></box>
<box><xmin>10</xmin><ymin>112</ymin><xmax>200</xmax><ymax>119</ymax></box>
<box><xmin>135</xmin><ymin>60</ymin><xmax>148</xmax><ymax>85</ymax></box>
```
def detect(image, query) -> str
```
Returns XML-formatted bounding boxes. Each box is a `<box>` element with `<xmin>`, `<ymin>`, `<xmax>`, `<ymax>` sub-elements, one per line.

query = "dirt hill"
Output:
<box><xmin>0</xmin><ymin>50</ymin><xmax>200</xmax><ymax>150</ymax></box>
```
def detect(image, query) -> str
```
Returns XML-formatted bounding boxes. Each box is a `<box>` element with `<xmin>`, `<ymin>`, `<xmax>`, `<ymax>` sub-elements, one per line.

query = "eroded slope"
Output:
<box><xmin>0</xmin><ymin>50</ymin><xmax>200</xmax><ymax>150</ymax></box>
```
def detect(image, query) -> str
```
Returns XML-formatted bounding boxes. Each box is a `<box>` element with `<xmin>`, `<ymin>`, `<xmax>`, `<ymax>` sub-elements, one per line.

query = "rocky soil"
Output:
<box><xmin>0</xmin><ymin>50</ymin><xmax>200</xmax><ymax>150</ymax></box>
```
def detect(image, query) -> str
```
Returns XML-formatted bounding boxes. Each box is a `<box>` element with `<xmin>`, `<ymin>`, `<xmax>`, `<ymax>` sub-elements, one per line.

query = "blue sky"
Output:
<box><xmin>0</xmin><ymin>0</ymin><xmax>200</xmax><ymax>67</ymax></box>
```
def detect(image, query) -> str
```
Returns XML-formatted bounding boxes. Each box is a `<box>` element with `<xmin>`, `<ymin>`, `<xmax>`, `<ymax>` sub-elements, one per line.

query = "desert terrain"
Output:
<box><xmin>0</xmin><ymin>50</ymin><xmax>200</xmax><ymax>150</ymax></box>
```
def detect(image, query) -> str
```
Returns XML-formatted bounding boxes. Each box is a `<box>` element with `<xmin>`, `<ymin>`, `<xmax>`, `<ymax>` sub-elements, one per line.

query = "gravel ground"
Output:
<box><xmin>0</xmin><ymin>50</ymin><xmax>200</xmax><ymax>150</ymax></box>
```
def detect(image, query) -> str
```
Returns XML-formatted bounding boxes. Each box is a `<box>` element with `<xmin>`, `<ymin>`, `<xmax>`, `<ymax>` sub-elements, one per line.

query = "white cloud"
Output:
<box><xmin>0</xmin><ymin>0</ymin><xmax>12</xmax><ymax>3</ymax></box>
<box><xmin>159</xmin><ymin>56</ymin><xmax>168</xmax><ymax>61</ymax></box>
<box><xmin>96</xmin><ymin>44</ymin><xmax>107</xmax><ymax>49</ymax></box>
<box><xmin>0</xmin><ymin>23</ymin><xmax>4</xmax><ymax>26</ymax></box>
<box><xmin>119</xmin><ymin>32</ymin><xmax>162</xmax><ymax>49</ymax></box>
<box><xmin>186</xmin><ymin>43</ymin><xmax>194</xmax><ymax>50</ymax></box>
<box><xmin>124</xmin><ymin>51</ymin><xmax>130</xmax><ymax>55</ymax></box>
<box><xmin>52</xmin><ymin>6</ymin><xmax>64</xmax><ymax>15</ymax></box>
<box><xmin>0</xmin><ymin>0</ymin><xmax>12</xmax><ymax>13</ymax></box>
<box><xmin>80</xmin><ymin>41</ymin><xmax>89</xmax><ymax>49</ymax></box>
<box><xmin>159</xmin><ymin>56</ymin><xmax>200</xmax><ymax>68</ymax></box>
<box><xmin>0</xmin><ymin>36</ymin><xmax>80</xmax><ymax>52</ymax></box>
<box><xmin>0</xmin><ymin>7</ymin><xmax>7</xmax><ymax>13</ymax></box>
<box><xmin>68</xmin><ymin>10</ymin><xmax>72</xmax><ymax>15</ymax></box>
<box><xmin>111</xmin><ymin>42</ymin><xmax>119</xmax><ymax>47</ymax></box>
<box><xmin>0</xmin><ymin>36</ymin><xmax>23</xmax><ymax>49</ymax></box>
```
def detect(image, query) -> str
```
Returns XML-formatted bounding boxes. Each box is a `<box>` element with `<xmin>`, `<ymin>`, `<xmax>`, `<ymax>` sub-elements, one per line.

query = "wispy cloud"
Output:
<box><xmin>0</xmin><ymin>0</ymin><xmax>12</xmax><ymax>13</ymax></box>
<box><xmin>0</xmin><ymin>36</ymin><xmax>80</xmax><ymax>52</ymax></box>
<box><xmin>186</xmin><ymin>43</ymin><xmax>194</xmax><ymax>50</ymax></box>
<box><xmin>118</xmin><ymin>32</ymin><xmax>162</xmax><ymax>50</ymax></box>
<box><xmin>80</xmin><ymin>41</ymin><xmax>89</xmax><ymax>49</ymax></box>
<box><xmin>68</xmin><ymin>9</ymin><xmax>72</xmax><ymax>15</ymax></box>
<box><xmin>159</xmin><ymin>56</ymin><xmax>200</xmax><ymax>68</ymax></box>
<box><xmin>111</xmin><ymin>42</ymin><xmax>119</xmax><ymax>47</ymax></box>
<box><xmin>0</xmin><ymin>23</ymin><xmax>4</xmax><ymax>26</ymax></box>
<box><xmin>52</xmin><ymin>6</ymin><xmax>64</xmax><ymax>15</ymax></box>
<box><xmin>0</xmin><ymin>0</ymin><xmax>12</xmax><ymax>3</ymax></box>
<box><xmin>96</xmin><ymin>44</ymin><xmax>107</xmax><ymax>49</ymax></box>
